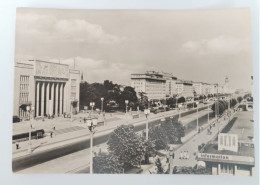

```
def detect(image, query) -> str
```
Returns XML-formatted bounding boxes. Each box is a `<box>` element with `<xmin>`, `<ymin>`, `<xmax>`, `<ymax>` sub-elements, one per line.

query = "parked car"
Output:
<box><xmin>13</xmin><ymin>115</ymin><xmax>21</xmax><ymax>123</ymax></box>
<box><xmin>155</xmin><ymin>107</ymin><xmax>165</xmax><ymax>114</ymax></box>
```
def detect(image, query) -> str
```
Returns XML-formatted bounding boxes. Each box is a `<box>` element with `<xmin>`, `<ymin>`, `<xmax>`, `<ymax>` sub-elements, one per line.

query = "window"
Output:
<box><xmin>19</xmin><ymin>75</ymin><xmax>30</xmax><ymax>104</ymax></box>
<box><xmin>221</xmin><ymin>164</ymin><xmax>234</xmax><ymax>174</ymax></box>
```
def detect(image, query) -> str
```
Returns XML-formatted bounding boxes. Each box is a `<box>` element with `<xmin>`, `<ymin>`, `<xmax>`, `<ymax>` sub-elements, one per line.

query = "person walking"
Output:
<box><xmin>180</xmin><ymin>151</ymin><xmax>183</xmax><ymax>159</ymax></box>
<box><xmin>15</xmin><ymin>142</ymin><xmax>19</xmax><ymax>150</ymax></box>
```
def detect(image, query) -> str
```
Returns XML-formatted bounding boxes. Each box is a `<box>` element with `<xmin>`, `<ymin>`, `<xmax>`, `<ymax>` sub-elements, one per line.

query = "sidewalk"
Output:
<box><xmin>141</xmin><ymin>109</ymin><xmax>237</xmax><ymax>174</ymax></box>
<box><xmin>13</xmin><ymin>104</ymin><xmax>210</xmax><ymax>159</ymax></box>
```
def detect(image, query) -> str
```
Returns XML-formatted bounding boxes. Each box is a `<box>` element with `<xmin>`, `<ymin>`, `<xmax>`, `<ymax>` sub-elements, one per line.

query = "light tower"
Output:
<box><xmin>225</xmin><ymin>76</ymin><xmax>229</xmax><ymax>94</ymax></box>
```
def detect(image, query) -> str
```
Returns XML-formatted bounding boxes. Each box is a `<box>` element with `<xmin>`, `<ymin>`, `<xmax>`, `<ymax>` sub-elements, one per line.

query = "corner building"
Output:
<box><xmin>13</xmin><ymin>60</ymin><xmax>80</xmax><ymax>119</ymax></box>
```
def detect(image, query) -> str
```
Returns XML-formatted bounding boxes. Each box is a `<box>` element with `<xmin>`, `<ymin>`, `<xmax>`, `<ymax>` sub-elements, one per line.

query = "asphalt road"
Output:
<box><xmin>13</xmin><ymin>106</ymin><xmax>209</xmax><ymax>172</ymax></box>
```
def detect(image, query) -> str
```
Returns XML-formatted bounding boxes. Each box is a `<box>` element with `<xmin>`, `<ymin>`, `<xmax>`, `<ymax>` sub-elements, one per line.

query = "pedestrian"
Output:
<box><xmin>187</xmin><ymin>151</ymin><xmax>190</xmax><ymax>160</ymax></box>
<box><xmin>15</xmin><ymin>142</ymin><xmax>19</xmax><ymax>150</ymax></box>
<box><xmin>50</xmin><ymin>132</ymin><xmax>53</xmax><ymax>138</ymax></box>
<box><xmin>180</xmin><ymin>151</ymin><xmax>183</xmax><ymax>159</ymax></box>
<box><xmin>166</xmin><ymin>153</ymin><xmax>170</xmax><ymax>163</ymax></box>
<box><xmin>172</xmin><ymin>152</ymin><xmax>175</xmax><ymax>159</ymax></box>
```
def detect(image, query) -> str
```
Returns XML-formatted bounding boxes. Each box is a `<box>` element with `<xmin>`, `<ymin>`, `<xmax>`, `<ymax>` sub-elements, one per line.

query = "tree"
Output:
<box><xmin>178</xmin><ymin>97</ymin><xmax>185</xmax><ymax>103</ymax></box>
<box><xmin>142</xmin><ymin>139</ymin><xmax>157</xmax><ymax>164</ymax></box>
<box><xmin>211</xmin><ymin>100</ymin><xmax>228</xmax><ymax>115</ymax></box>
<box><xmin>230</xmin><ymin>98</ymin><xmax>237</xmax><ymax>108</ymax></box>
<box><xmin>93</xmin><ymin>151</ymin><xmax>123</xmax><ymax>174</ymax></box>
<box><xmin>172</xmin><ymin>166</ymin><xmax>211</xmax><ymax>174</ymax></box>
<box><xmin>166</xmin><ymin>97</ymin><xmax>177</xmax><ymax>108</ymax></box>
<box><xmin>148</xmin><ymin>126</ymin><xmax>168</xmax><ymax>150</ymax></box>
<box><xmin>118</xmin><ymin>86</ymin><xmax>138</xmax><ymax>110</ymax></box>
<box><xmin>237</xmin><ymin>96</ymin><xmax>243</xmax><ymax>103</ymax></box>
<box><xmin>137</xmin><ymin>92</ymin><xmax>149</xmax><ymax>110</ymax></box>
<box><xmin>107</xmin><ymin>125</ymin><xmax>145</xmax><ymax>170</ymax></box>
<box><xmin>155</xmin><ymin>158</ymin><xmax>165</xmax><ymax>174</ymax></box>
<box><xmin>160</xmin><ymin>118</ymin><xmax>185</xmax><ymax>144</ymax></box>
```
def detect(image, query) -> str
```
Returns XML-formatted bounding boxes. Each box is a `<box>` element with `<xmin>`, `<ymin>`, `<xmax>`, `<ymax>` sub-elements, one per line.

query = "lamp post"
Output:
<box><xmin>178</xmin><ymin>104</ymin><xmax>182</xmax><ymax>119</ymax></box>
<box><xmin>100</xmin><ymin>97</ymin><xmax>104</xmax><ymax>113</ymax></box>
<box><xmin>90</xmin><ymin>102</ymin><xmax>95</xmax><ymax>113</ymax></box>
<box><xmin>196</xmin><ymin>101</ymin><xmax>199</xmax><ymax>133</ymax></box>
<box><xmin>144</xmin><ymin>109</ymin><xmax>150</xmax><ymax>140</ymax></box>
<box><xmin>175</xmin><ymin>95</ymin><xmax>178</xmax><ymax>111</ymax></box>
<box><xmin>26</xmin><ymin>105</ymin><xmax>35</xmax><ymax>153</ymax></box>
<box><xmin>125</xmin><ymin>100</ymin><xmax>129</xmax><ymax>113</ymax></box>
<box><xmin>208</xmin><ymin>104</ymin><xmax>210</xmax><ymax>125</ymax></box>
<box><xmin>70</xmin><ymin>97</ymin><xmax>75</xmax><ymax>122</ymax></box>
<box><xmin>87</xmin><ymin>117</ymin><xmax>98</xmax><ymax>174</ymax></box>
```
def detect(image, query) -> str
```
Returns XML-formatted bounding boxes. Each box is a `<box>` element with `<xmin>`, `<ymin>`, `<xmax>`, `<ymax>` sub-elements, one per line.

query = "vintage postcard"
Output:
<box><xmin>12</xmin><ymin>8</ymin><xmax>254</xmax><ymax>175</ymax></box>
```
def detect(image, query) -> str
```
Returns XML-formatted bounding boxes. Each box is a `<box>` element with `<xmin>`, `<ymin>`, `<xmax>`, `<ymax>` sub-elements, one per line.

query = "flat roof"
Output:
<box><xmin>202</xmin><ymin>143</ymin><xmax>254</xmax><ymax>158</ymax></box>
<box><xmin>200</xmin><ymin>111</ymin><xmax>254</xmax><ymax>161</ymax></box>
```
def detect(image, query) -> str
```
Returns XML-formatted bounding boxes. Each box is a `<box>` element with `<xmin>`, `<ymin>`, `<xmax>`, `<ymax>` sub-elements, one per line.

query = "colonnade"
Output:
<box><xmin>35</xmin><ymin>81</ymin><xmax>66</xmax><ymax>117</ymax></box>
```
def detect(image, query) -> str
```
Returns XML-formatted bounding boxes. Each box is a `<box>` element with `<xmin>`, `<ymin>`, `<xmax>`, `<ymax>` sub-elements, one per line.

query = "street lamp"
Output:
<box><xmin>26</xmin><ymin>105</ymin><xmax>35</xmax><ymax>153</ymax></box>
<box><xmin>90</xmin><ymin>102</ymin><xmax>95</xmax><ymax>113</ymax></box>
<box><xmin>208</xmin><ymin>104</ymin><xmax>210</xmax><ymax>125</ymax></box>
<box><xmin>144</xmin><ymin>109</ymin><xmax>150</xmax><ymax>140</ymax></box>
<box><xmin>125</xmin><ymin>100</ymin><xmax>129</xmax><ymax>113</ymax></box>
<box><xmin>196</xmin><ymin>101</ymin><xmax>199</xmax><ymax>133</ymax></box>
<box><xmin>175</xmin><ymin>95</ymin><xmax>178</xmax><ymax>111</ymax></box>
<box><xmin>178</xmin><ymin>104</ymin><xmax>182</xmax><ymax>119</ymax></box>
<box><xmin>87</xmin><ymin>117</ymin><xmax>98</xmax><ymax>174</ymax></box>
<box><xmin>70</xmin><ymin>97</ymin><xmax>75</xmax><ymax>122</ymax></box>
<box><xmin>100</xmin><ymin>97</ymin><xmax>104</xmax><ymax>113</ymax></box>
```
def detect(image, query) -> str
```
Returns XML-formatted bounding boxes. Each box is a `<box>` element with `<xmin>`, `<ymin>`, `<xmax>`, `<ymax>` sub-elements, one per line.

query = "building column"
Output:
<box><xmin>55</xmin><ymin>83</ymin><xmax>59</xmax><ymax>115</ymax></box>
<box><xmin>46</xmin><ymin>82</ymin><xmax>50</xmax><ymax>116</ymax></box>
<box><xmin>234</xmin><ymin>165</ymin><xmax>237</xmax><ymax>176</ymax></box>
<box><xmin>36</xmin><ymin>82</ymin><xmax>40</xmax><ymax>117</ymax></box>
<box><xmin>51</xmin><ymin>83</ymin><xmax>55</xmax><ymax>115</ymax></box>
<box><xmin>63</xmin><ymin>83</ymin><xmax>67</xmax><ymax>113</ymax></box>
<box><xmin>41</xmin><ymin>82</ymin><xmax>45</xmax><ymax>116</ymax></box>
<box><xmin>218</xmin><ymin>164</ymin><xmax>221</xmax><ymax>175</ymax></box>
<box><xmin>59</xmin><ymin>83</ymin><xmax>63</xmax><ymax>114</ymax></box>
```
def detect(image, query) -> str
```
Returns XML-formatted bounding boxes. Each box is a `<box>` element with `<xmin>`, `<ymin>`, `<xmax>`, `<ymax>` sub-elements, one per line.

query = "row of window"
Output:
<box><xmin>20</xmin><ymin>75</ymin><xmax>30</xmax><ymax>103</ymax></box>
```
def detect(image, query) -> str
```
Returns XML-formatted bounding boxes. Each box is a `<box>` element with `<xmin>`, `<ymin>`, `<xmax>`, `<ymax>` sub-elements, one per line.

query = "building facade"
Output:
<box><xmin>160</xmin><ymin>72</ymin><xmax>177</xmax><ymax>97</ymax></box>
<box><xmin>197</xmin><ymin>111</ymin><xmax>255</xmax><ymax>176</ymax></box>
<box><xmin>131</xmin><ymin>71</ymin><xmax>166</xmax><ymax>101</ymax></box>
<box><xmin>176</xmin><ymin>80</ymin><xmax>194</xmax><ymax>98</ymax></box>
<box><xmin>13</xmin><ymin>60</ymin><xmax>80</xmax><ymax>119</ymax></box>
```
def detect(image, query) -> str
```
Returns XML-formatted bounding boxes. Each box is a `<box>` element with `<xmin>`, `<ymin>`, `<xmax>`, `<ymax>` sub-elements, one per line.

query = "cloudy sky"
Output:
<box><xmin>15</xmin><ymin>8</ymin><xmax>252</xmax><ymax>90</ymax></box>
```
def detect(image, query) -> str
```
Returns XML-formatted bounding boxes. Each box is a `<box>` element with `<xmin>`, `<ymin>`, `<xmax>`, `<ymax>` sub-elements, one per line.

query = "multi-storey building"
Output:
<box><xmin>131</xmin><ymin>71</ymin><xmax>166</xmax><ymax>101</ymax></box>
<box><xmin>160</xmin><ymin>72</ymin><xmax>177</xmax><ymax>97</ymax></box>
<box><xmin>13</xmin><ymin>60</ymin><xmax>80</xmax><ymax>119</ymax></box>
<box><xmin>176</xmin><ymin>80</ymin><xmax>194</xmax><ymax>98</ymax></box>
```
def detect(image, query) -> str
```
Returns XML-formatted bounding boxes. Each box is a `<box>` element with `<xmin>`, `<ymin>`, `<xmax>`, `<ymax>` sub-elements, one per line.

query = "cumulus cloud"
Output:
<box><xmin>16</xmin><ymin>12</ymin><xmax>122</xmax><ymax>44</ymax></box>
<box><xmin>181</xmin><ymin>35</ymin><xmax>251</xmax><ymax>55</ymax></box>
<box><xmin>47</xmin><ymin>57</ymin><xmax>143</xmax><ymax>85</ymax></box>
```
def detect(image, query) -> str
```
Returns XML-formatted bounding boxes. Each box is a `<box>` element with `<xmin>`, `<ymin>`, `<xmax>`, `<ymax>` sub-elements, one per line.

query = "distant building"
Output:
<box><xmin>176</xmin><ymin>80</ymin><xmax>194</xmax><ymax>99</ymax></box>
<box><xmin>193</xmin><ymin>82</ymin><xmax>203</xmax><ymax>95</ymax></box>
<box><xmin>13</xmin><ymin>60</ymin><xmax>80</xmax><ymax>119</ymax></box>
<box><xmin>160</xmin><ymin>72</ymin><xmax>177</xmax><ymax>97</ymax></box>
<box><xmin>197</xmin><ymin>111</ymin><xmax>255</xmax><ymax>176</ymax></box>
<box><xmin>131</xmin><ymin>71</ymin><xmax>166</xmax><ymax>101</ymax></box>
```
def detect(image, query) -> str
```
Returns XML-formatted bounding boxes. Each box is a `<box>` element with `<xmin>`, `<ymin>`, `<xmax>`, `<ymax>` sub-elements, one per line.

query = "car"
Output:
<box><xmin>13</xmin><ymin>115</ymin><xmax>21</xmax><ymax>123</ymax></box>
<box><xmin>155</xmin><ymin>107</ymin><xmax>165</xmax><ymax>114</ymax></box>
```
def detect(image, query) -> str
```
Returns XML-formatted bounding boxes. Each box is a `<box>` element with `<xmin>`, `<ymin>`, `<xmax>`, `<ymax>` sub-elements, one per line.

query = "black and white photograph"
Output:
<box><xmin>12</xmin><ymin>7</ymin><xmax>255</xmax><ymax>176</ymax></box>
